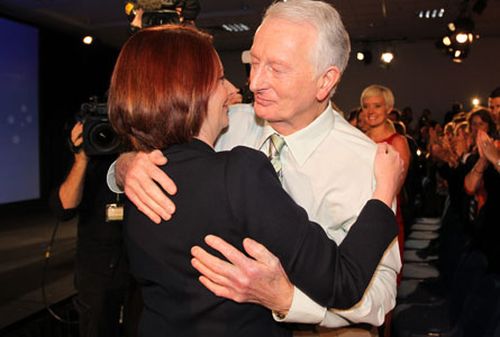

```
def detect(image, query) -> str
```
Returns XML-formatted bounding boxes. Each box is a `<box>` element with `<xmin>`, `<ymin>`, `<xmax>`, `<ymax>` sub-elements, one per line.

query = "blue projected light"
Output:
<box><xmin>0</xmin><ymin>18</ymin><xmax>39</xmax><ymax>204</ymax></box>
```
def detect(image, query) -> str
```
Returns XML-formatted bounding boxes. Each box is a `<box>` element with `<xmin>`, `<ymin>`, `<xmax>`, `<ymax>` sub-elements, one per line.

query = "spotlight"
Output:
<box><xmin>442</xmin><ymin>36</ymin><xmax>451</xmax><ymax>46</ymax></box>
<box><xmin>356</xmin><ymin>50</ymin><xmax>372</xmax><ymax>64</ymax></box>
<box><xmin>451</xmin><ymin>47</ymin><xmax>469</xmax><ymax>63</ymax></box>
<box><xmin>472</xmin><ymin>97</ymin><xmax>480</xmax><ymax>107</ymax></box>
<box><xmin>381</xmin><ymin>51</ymin><xmax>394</xmax><ymax>64</ymax></box>
<box><xmin>456</xmin><ymin>32</ymin><xmax>468</xmax><ymax>44</ymax></box>
<box><xmin>83</xmin><ymin>36</ymin><xmax>93</xmax><ymax>45</ymax></box>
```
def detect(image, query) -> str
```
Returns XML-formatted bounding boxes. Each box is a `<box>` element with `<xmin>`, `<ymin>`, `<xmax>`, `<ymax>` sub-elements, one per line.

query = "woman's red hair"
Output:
<box><xmin>108</xmin><ymin>25</ymin><xmax>219</xmax><ymax>151</ymax></box>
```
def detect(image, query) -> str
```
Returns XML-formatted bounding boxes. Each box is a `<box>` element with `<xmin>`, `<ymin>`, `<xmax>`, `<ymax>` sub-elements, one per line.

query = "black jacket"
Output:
<box><xmin>125</xmin><ymin>139</ymin><xmax>398</xmax><ymax>337</ymax></box>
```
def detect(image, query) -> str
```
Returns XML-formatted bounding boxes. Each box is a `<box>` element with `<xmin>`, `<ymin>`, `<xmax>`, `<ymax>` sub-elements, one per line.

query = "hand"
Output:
<box><xmin>372</xmin><ymin>143</ymin><xmax>403</xmax><ymax>207</ymax></box>
<box><xmin>70</xmin><ymin>122</ymin><xmax>87</xmax><ymax>163</ymax></box>
<box><xmin>191</xmin><ymin>235</ymin><xmax>294</xmax><ymax>314</ymax></box>
<box><xmin>117</xmin><ymin>150</ymin><xmax>177</xmax><ymax>223</ymax></box>
<box><xmin>477</xmin><ymin>130</ymin><xmax>499</xmax><ymax>165</ymax></box>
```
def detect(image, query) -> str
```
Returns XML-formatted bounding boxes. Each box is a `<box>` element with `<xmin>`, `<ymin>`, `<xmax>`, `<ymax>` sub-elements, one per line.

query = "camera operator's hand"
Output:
<box><xmin>70</xmin><ymin>122</ymin><xmax>88</xmax><ymax>164</ymax></box>
<box><xmin>59</xmin><ymin>122</ymin><xmax>89</xmax><ymax>209</ymax></box>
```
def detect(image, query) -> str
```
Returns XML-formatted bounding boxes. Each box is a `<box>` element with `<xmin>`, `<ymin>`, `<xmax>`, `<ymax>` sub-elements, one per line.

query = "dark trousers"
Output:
<box><xmin>74</xmin><ymin>270</ymin><xmax>142</xmax><ymax>337</ymax></box>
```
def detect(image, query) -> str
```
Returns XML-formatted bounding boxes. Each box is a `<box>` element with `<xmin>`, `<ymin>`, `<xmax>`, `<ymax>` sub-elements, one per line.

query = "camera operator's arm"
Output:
<box><xmin>58</xmin><ymin>122</ymin><xmax>89</xmax><ymax>209</ymax></box>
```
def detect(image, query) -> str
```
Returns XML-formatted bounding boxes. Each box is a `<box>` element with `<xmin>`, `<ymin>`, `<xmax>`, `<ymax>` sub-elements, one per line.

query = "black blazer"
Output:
<box><xmin>124</xmin><ymin>139</ymin><xmax>397</xmax><ymax>337</ymax></box>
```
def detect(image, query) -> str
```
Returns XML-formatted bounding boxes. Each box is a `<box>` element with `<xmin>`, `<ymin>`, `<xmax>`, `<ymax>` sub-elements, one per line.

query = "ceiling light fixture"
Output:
<box><xmin>222</xmin><ymin>23</ymin><xmax>250</xmax><ymax>33</ymax></box>
<box><xmin>438</xmin><ymin>16</ymin><xmax>475</xmax><ymax>63</ymax></box>
<box><xmin>380</xmin><ymin>51</ymin><xmax>394</xmax><ymax>64</ymax></box>
<box><xmin>82</xmin><ymin>36</ymin><xmax>93</xmax><ymax>45</ymax></box>
<box><xmin>417</xmin><ymin>8</ymin><xmax>445</xmax><ymax>19</ymax></box>
<box><xmin>355</xmin><ymin>50</ymin><xmax>372</xmax><ymax>64</ymax></box>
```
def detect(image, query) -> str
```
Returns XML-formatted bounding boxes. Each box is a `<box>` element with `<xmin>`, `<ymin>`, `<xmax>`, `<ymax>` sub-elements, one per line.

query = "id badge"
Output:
<box><xmin>105</xmin><ymin>203</ymin><xmax>124</xmax><ymax>222</ymax></box>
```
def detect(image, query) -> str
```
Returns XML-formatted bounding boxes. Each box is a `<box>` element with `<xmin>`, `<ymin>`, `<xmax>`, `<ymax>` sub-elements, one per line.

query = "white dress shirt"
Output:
<box><xmin>215</xmin><ymin>103</ymin><xmax>401</xmax><ymax>328</ymax></box>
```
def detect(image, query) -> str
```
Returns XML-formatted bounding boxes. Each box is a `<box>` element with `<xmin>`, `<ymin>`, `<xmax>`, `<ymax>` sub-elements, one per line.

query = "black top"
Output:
<box><xmin>50</xmin><ymin>156</ymin><xmax>130</xmax><ymax>288</ymax></box>
<box><xmin>124</xmin><ymin>139</ymin><xmax>398</xmax><ymax>337</ymax></box>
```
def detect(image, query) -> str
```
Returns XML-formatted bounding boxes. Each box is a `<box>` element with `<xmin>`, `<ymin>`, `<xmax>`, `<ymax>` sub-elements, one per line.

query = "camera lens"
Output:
<box><xmin>88</xmin><ymin>122</ymin><xmax>120</xmax><ymax>154</ymax></box>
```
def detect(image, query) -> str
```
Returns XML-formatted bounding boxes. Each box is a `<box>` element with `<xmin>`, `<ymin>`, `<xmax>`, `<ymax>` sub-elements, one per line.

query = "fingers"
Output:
<box><xmin>124</xmin><ymin>175</ymin><xmax>172</xmax><ymax>222</ymax></box>
<box><xmin>125</xmin><ymin>185</ymin><xmax>162</xmax><ymax>224</ymax></box>
<box><xmin>191</xmin><ymin>244</ymin><xmax>249</xmax><ymax>293</ymax></box>
<box><xmin>123</xmin><ymin>151</ymin><xmax>176</xmax><ymax>222</ymax></box>
<box><xmin>145</xmin><ymin>158</ymin><xmax>178</xmax><ymax>197</ymax></box>
<box><xmin>242</xmin><ymin>238</ymin><xmax>279</xmax><ymax>268</ymax></box>
<box><xmin>71</xmin><ymin>122</ymin><xmax>84</xmax><ymax>146</ymax></box>
<box><xmin>197</xmin><ymin>276</ymin><xmax>237</xmax><ymax>301</ymax></box>
<box><xmin>376</xmin><ymin>143</ymin><xmax>387</xmax><ymax>155</ymax></box>
<box><xmin>191</xmin><ymin>246</ymin><xmax>233</xmax><ymax>286</ymax></box>
<box><xmin>204</xmin><ymin>235</ymin><xmax>251</xmax><ymax>269</ymax></box>
<box><xmin>191</xmin><ymin>246</ymin><xmax>244</xmax><ymax>301</ymax></box>
<box><xmin>148</xmin><ymin>149</ymin><xmax>168</xmax><ymax>166</ymax></box>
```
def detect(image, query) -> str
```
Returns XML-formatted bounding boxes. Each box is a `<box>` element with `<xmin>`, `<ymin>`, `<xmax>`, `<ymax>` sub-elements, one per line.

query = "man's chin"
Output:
<box><xmin>254</xmin><ymin>103</ymin><xmax>276</xmax><ymax>120</ymax></box>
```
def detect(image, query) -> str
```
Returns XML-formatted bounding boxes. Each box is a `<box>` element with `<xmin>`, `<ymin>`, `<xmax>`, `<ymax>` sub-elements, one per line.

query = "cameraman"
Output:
<box><xmin>50</xmin><ymin>121</ymin><xmax>141</xmax><ymax>337</ymax></box>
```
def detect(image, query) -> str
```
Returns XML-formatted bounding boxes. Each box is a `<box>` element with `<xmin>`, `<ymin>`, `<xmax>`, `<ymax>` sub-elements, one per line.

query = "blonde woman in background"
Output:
<box><xmin>361</xmin><ymin>85</ymin><xmax>410</xmax><ymax>266</ymax></box>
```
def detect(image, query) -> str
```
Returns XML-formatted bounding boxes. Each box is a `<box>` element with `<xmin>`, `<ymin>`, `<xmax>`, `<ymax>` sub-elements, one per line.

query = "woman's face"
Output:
<box><xmin>362</xmin><ymin>95</ymin><xmax>390</xmax><ymax>128</ymax></box>
<box><xmin>206</xmin><ymin>66</ymin><xmax>235</xmax><ymax>135</ymax></box>
<box><xmin>470</xmin><ymin>115</ymin><xmax>489</xmax><ymax>139</ymax></box>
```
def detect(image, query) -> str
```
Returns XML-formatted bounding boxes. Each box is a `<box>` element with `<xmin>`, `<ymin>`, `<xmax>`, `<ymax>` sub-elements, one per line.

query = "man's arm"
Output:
<box><xmin>106</xmin><ymin>150</ymin><xmax>177</xmax><ymax>223</ymax></box>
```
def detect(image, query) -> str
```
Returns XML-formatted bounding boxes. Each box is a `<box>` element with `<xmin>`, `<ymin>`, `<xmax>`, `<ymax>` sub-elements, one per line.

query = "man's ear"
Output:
<box><xmin>316</xmin><ymin>66</ymin><xmax>341</xmax><ymax>101</ymax></box>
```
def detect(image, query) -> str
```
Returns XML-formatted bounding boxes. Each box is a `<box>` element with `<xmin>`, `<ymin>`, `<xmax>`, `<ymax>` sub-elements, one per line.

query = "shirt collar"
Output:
<box><xmin>257</xmin><ymin>103</ymin><xmax>336</xmax><ymax>166</ymax></box>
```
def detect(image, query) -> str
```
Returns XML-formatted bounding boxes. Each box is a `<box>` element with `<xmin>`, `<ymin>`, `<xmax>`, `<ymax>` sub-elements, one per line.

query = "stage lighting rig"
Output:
<box><xmin>439</xmin><ymin>17</ymin><xmax>476</xmax><ymax>62</ymax></box>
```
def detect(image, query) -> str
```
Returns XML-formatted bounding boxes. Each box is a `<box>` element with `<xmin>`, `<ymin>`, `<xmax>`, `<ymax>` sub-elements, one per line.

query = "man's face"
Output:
<box><xmin>249</xmin><ymin>18</ymin><xmax>322</xmax><ymax>134</ymax></box>
<box><xmin>489</xmin><ymin>97</ymin><xmax>500</xmax><ymax>124</ymax></box>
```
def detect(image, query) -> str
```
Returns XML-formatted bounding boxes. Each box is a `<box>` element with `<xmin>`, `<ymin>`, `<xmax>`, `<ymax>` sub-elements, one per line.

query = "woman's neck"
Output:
<box><xmin>366</xmin><ymin>121</ymin><xmax>394</xmax><ymax>142</ymax></box>
<box><xmin>195</xmin><ymin>127</ymin><xmax>217</xmax><ymax>149</ymax></box>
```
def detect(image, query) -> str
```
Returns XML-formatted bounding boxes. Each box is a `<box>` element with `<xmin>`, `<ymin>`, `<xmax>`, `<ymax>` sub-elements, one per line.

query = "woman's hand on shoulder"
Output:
<box><xmin>372</xmin><ymin>143</ymin><xmax>404</xmax><ymax>208</ymax></box>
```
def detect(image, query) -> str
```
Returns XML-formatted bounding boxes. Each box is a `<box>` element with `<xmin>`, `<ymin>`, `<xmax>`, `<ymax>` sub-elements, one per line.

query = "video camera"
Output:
<box><xmin>77</xmin><ymin>98</ymin><xmax>122</xmax><ymax>156</ymax></box>
<box><xmin>125</xmin><ymin>0</ymin><xmax>201</xmax><ymax>28</ymax></box>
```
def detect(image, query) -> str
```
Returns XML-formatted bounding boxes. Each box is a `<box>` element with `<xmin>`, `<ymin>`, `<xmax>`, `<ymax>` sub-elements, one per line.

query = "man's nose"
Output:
<box><xmin>249</xmin><ymin>66</ymin><xmax>264</xmax><ymax>93</ymax></box>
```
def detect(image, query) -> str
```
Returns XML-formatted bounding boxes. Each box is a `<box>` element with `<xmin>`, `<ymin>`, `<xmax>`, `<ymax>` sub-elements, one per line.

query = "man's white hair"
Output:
<box><xmin>263</xmin><ymin>0</ymin><xmax>351</xmax><ymax>76</ymax></box>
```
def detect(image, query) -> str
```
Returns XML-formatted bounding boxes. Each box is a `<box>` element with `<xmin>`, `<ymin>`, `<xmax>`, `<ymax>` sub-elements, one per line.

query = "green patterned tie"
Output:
<box><xmin>268</xmin><ymin>133</ymin><xmax>286</xmax><ymax>180</ymax></box>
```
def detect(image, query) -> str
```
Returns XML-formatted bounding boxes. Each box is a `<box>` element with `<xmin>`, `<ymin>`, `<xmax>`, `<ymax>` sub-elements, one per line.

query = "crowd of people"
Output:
<box><xmin>50</xmin><ymin>0</ymin><xmax>499</xmax><ymax>336</ymax></box>
<box><xmin>350</xmin><ymin>86</ymin><xmax>500</xmax><ymax>277</ymax></box>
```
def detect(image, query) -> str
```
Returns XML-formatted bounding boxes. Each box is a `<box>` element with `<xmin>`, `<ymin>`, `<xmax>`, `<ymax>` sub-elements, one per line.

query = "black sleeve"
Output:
<box><xmin>224</xmin><ymin>146</ymin><xmax>398</xmax><ymax>309</ymax></box>
<box><xmin>48</xmin><ymin>187</ymin><xmax>78</xmax><ymax>221</ymax></box>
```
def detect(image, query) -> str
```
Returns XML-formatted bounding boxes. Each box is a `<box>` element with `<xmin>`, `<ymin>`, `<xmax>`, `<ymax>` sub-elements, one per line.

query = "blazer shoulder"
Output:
<box><xmin>226</xmin><ymin>146</ymin><xmax>270</xmax><ymax>167</ymax></box>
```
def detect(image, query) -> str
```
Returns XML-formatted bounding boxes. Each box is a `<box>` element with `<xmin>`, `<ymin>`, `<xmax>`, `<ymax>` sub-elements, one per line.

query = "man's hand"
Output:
<box><xmin>116</xmin><ymin>150</ymin><xmax>177</xmax><ymax>223</ymax></box>
<box><xmin>191</xmin><ymin>235</ymin><xmax>294</xmax><ymax>315</ymax></box>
